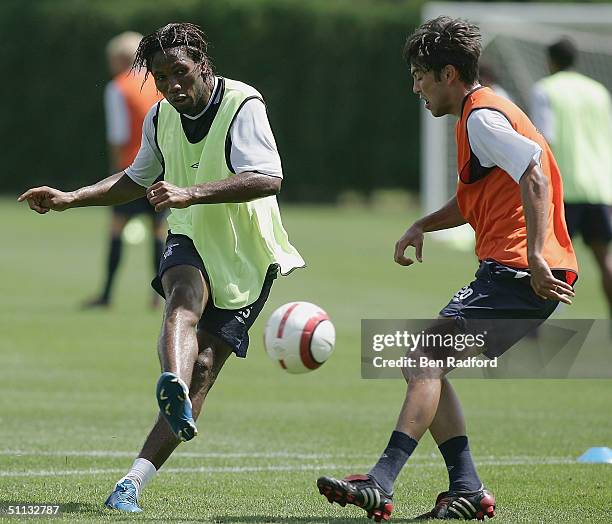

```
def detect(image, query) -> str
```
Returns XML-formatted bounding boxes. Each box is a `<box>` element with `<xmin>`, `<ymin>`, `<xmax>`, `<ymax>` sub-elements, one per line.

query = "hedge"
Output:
<box><xmin>1</xmin><ymin>0</ymin><xmax>425</xmax><ymax>201</ymax></box>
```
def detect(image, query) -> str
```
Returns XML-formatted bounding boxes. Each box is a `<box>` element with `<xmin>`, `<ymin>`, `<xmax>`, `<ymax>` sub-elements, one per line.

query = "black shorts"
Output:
<box><xmin>152</xmin><ymin>233</ymin><xmax>278</xmax><ymax>358</ymax></box>
<box><xmin>564</xmin><ymin>203</ymin><xmax>612</xmax><ymax>244</ymax></box>
<box><xmin>113</xmin><ymin>197</ymin><xmax>164</xmax><ymax>225</ymax></box>
<box><xmin>439</xmin><ymin>260</ymin><xmax>564</xmax><ymax>358</ymax></box>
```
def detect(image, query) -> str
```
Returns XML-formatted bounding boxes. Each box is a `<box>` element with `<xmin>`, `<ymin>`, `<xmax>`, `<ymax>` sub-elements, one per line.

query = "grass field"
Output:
<box><xmin>1</xmin><ymin>197</ymin><xmax>611</xmax><ymax>523</ymax></box>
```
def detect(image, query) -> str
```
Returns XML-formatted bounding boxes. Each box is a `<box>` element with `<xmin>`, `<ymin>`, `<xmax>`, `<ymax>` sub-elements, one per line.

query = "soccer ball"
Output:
<box><xmin>263</xmin><ymin>302</ymin><xmax>335</xmax><ymax>374</ymax></box>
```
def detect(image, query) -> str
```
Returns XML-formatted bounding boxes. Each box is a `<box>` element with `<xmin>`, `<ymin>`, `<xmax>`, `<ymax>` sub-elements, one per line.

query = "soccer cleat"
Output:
<box><xmin>415</xmin><ymin>486</ymin><xmax>496</xmax><ymax>520</ymax></box>
<box><xmin>104</xmin><ymin>479</ymin><xmax>142</xmax><ymax>513</ymax></box>
<box><xmin>317</xmin><ymin>474</ymin><xmax>394</xmax><ymax>522</ymax></box>
<box><xmin>156</xmin><ymin>372</ymin><xmax>197</xmax><ymax>442</ymax></box>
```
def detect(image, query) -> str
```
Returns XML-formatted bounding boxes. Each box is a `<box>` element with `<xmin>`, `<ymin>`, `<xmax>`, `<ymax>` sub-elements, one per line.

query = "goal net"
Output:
<box><xmin>420</xmin><ymin>2</ymin><xmax>612</xmax><ymax>245</ymax></box>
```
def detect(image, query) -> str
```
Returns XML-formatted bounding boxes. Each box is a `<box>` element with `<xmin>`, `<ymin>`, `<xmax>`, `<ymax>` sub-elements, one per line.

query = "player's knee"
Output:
<box><xmin>191</xmin><ymin>347</ymin><xmax>221</xmax><ymax>392</ymax></box>
<box><xmin>194</xmin><ymin>347</ymin><xmax>214</xmax><ymax>375</ymax></box>
<box><xmin>165</xmin><ymin>283</ymin><xmax>203</xmax><ymax>323</ymax></box>
<box><xmin>402</xmin><ymin>349</ymin><xmax>443</xmax><ymax>382</ymax></box>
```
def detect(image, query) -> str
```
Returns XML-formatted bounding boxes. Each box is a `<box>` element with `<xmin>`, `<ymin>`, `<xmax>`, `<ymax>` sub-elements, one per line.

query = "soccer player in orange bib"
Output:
<box><xmin>317</xmin><ymin>17</ymin><xmax>577</xmax><ymax>521</ymax></box>
<box><xmin>83</xmin><ymin>32</ymin><xmax>164</xmax><ymax>309</ymax></box>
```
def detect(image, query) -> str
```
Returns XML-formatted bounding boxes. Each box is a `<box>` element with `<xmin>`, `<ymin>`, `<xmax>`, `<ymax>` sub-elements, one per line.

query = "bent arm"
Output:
<box><xmin>146</xmin><ymin>172</ymin><xmax>281</xmax><ymax>211</ymax></box>
<box><xmin>415</xmin><ymin>195</ymin><xmax>466</xmax><ymax>232</ymax></box>
<box><xmin>519</xmin><ymin>160</ymin><xmax>574</xmax><ymax>303</ymax></box>
<box><xmin>189</xmin><ymin>172</ymin><xmax>281</xmax><ymax>204</ymax></box>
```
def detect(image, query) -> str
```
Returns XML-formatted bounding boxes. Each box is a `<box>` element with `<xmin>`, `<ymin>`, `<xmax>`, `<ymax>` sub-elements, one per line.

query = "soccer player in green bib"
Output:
<box><xmin>19</xmin><ymin>23</ymin><xmax>304</xmax><ymax>513</ymax></box>
<box><xmin>531</xmin><ymin>37</ymin><xmax>612</xmax><ymax>319</ymax></box>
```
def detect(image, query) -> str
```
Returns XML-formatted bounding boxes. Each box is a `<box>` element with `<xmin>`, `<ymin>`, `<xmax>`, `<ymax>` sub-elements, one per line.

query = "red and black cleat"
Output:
<box><xmin>415</xmin><ymin>487</ymin><xmax>496</xmax><ymax>520</ymax></box>
<box><xmin>317</xmin><ymin>474</ymin><xmax>394</xmax><ymax>522</ymax></box>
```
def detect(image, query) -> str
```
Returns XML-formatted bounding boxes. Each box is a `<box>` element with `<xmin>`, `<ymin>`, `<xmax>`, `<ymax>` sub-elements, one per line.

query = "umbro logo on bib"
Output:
<box><xmin>190</xmin><ymin>162</ymin><xmax>199</xmax><ymax>169</ymax></box>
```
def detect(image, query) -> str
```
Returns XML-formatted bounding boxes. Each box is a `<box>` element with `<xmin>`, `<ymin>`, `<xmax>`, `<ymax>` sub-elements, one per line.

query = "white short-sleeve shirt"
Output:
<box><xmin>466</xmin><ymin>108</ymin><xmax>542</xmax><ymax>183</ymax></box>
<box><xmin>104</xmin><ymin>81</ymin><xmax>130</xmax><ymax>146</ymax></box>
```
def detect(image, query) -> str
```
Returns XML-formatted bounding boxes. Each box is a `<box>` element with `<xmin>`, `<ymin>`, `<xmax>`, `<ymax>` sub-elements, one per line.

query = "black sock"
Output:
<box><xmin>101</xmin><ymin>237</ymin><xmax>122</xmax><ymax>302</ymax></box>
<box><xmin>368</xmin><ymin>431</ymin><xmax>418</xmax><ymax>494</ymax></box>
<box><xmin>438</xmin><ymin>436</ymin><xmax>482</xmax><ymax>493</ymax></box>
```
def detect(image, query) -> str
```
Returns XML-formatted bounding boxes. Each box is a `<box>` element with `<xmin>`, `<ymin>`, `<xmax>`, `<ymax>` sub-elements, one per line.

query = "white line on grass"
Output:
<box><xmin>0</xmin><ymin>449</ymin><xmax>334</xmax><ymax>459</ymax></box>
<box><xmin>1</xmin><ymin>464</ymin><xmax>365</xmax><ymax>478</ymax></box>
<box><xmin>0</xmin><ymin>458</ymin><xmax>577</xmax><ymax>477</ymax></box>
<box><xmin>0</xmin><ymin>450</ymin><xmax>574</xmax><ymax>462</ymax></box>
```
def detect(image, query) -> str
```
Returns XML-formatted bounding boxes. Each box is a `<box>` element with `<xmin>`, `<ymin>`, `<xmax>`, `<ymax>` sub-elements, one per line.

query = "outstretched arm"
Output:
<box><xmin>146</xmin><ymin>172</ymin><xmax>281</xmax><ymax>212</ymax></box>
<box><xmin>394</xmin><ymin>196</ymin><xmax>466</xmax><ymax>266</ymax></box>
<box><xmin>18</xmin><ymin>172</ymin><xmax>146</xmax><ymax>214</ymax></box>
<box><xmin>520</xmin><ymin>160</ymin><xmax>574</xmax><ymax>304</ymax></box>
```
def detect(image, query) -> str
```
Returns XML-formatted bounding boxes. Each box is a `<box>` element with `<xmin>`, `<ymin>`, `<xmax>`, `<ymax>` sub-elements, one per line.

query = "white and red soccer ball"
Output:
<box><xmin>263</xmin><ymin>302</ymin><xmax>335</xmax><ymax>374</ymax></box>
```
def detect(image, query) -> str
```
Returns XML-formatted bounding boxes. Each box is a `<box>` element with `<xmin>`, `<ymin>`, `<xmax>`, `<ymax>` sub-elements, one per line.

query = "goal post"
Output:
<box><xmin>420</xmin><ymin>2</ymin><xmax>612</xmax><ymax>245</ymax></box>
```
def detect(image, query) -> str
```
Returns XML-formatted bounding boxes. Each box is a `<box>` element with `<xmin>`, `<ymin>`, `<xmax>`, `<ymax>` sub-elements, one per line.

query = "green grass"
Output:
<box><xmin>1</xmin><ymin>197</ymin><xmax>610</xmax><ymax>523</ymax></box>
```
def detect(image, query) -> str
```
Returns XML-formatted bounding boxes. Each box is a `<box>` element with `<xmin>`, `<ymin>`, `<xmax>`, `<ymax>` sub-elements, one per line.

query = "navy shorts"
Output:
<box><xmin>152</xmin><ymin>233</ymin><xmax>278</xmax><ymax>357</ymax></box>
<box><xmin>564</xmin><ymin>203</ymin><xmax>612</xmax><ymax>244</ymax></box>
<box><xmin>439</xmin><ymin>260</ymin><xmax>567</xmax><ymax>357</ymax></box>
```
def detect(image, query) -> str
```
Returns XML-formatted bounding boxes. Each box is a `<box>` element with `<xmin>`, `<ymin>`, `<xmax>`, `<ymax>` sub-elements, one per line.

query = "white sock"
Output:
<box><xmin>118</xmin><ymin>458</ymin><xmax>157</xmax><ymax>495</ymax></box>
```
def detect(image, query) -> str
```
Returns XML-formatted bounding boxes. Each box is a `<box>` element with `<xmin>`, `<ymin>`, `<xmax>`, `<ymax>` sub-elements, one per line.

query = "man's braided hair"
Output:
<box><xmin>133</xmin><ymin>22</ymin><xmax>214</xmax><ymax>81</ymax></box>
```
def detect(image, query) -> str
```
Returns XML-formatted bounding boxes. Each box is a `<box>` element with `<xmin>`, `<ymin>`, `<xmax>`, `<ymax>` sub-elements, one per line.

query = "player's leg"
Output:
<box><xmin>140</xmin><ymin>332</ymin><xmax>232</xmax><ymax>468</ymax></box>
<box><xmin>154</xmin><ymin>264</ymin><xmax>208</xmax><ymax>442</ymax></box>
<box><xmin>578</xmin><ymin>204</ymin><xmax>612</xmax><ymax>316</ymax></box>
<box><xmin>155</xmin><ymin>262</ymin><xmax>277</xmax><ymax>442</ymax></box>
<box><xmin>428</xmin><ymin>377</ymin><xmax>465</xmax><ymax>443</ymax></box>
<box><xmin>83</xmin><ymin>210</ymin><xmax>129</xmax><ymax>307</ymax></box>
<box><xmin>393</xmin><ymin>348</ymin><xmax>497</xmax><ymax>522</ymax></box>
<box><xmin>317</xmin><ymin>318</ymin><xmax>459</xmax><ymax>521</ymax></box>
<box><xmin>589</xmin><ymin>241</ymin><xmax>612</xmax><ymax>317</ymax></box>
<box><xmin>104</xmin><ymin>264</ymin><xmax>207</xmax><ymax>512</ymax></box>
<box><xmin>414</xmin><ymin>262</ymin><xmax>564</xmax><ymax>520</ymax></box>
<box><xmin>381</xmin><ymin>337</ymin><xmax>482</xmax><ymax>485</ymax></box>
<box><xmin>159</xmin><ymin>264</ymin><xmax>207</xmax><ymax>378</ymax></box>
<box><xmin>105</xmin><ymin>265</ymin><xmax>277</xmax><ymax>513</ymax></box>
<box><xmin>428</xmin><ymin>378</ymin><xmax>484</xmax><ymax>489</ymax></box>
<box><xmin>318</xmin><ymin>267</ymin><xmax>496</xmax><ymax>520</ymax></box>
<box><xmin>417</xmin><ymin>378</ymin><xmax>494</xmax><ymax>520</ymax></box>
<box><xmin>105</xmin><ymin>331</ymin><xmax>232</xmax><ymax>512</ymax></box>
<box><xmin>316</xmin><ymin>341</ymin><xmax>465</xmax><ymax>522</ymax></box>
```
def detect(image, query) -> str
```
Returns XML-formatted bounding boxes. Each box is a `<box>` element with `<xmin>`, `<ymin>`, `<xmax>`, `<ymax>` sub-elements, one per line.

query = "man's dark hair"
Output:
<box><xmin>548</xmin><ymin>37</ymin><xmax>577</xmax><ymax>71</ymax></box>
<box><xmin>404</xmin><ymin>16</ymin><xmax>481</xmax><ymax>84</ymax></box>
<box><xmin>133</xmin><ymin>22</ymin><xmax>213</xmax><ymax>80</ymax></box>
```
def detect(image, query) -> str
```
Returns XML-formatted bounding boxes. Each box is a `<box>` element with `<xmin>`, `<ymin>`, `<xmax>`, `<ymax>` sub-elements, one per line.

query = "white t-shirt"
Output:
<box><xmin>104</xmin><ymin>81</ymin><xmax>130</xmax><ymax>146</ymax></box>
<box><xmin>466</xmin><ymin>108</ymin><xmax>542</xmax><ymax>183</ymax></box>
<box><xmin>530</xmin><ymin>85</ymin><xmax>555</xmax><ymax>143</ymax></box>
<box><xmin>531</xmin><ymin>83</ymin><xmax>612</xmax><ymax>145</ymax></box>
<box><xmin>125</xmin><ymin>76</ymin><xmax>283</xmax><ymax>187</ymax></box>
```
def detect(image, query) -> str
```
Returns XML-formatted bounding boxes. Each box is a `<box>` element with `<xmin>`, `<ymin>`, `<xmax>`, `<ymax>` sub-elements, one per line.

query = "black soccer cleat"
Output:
<box><xmin>317</xmin><ymin>474</ymin><xmax>394</xmax><ymax>522</ymax></box>
<box><xmin>415</xmin><ymin>486</ymin><xmax>495</xmax><ymax>520</ymax></box>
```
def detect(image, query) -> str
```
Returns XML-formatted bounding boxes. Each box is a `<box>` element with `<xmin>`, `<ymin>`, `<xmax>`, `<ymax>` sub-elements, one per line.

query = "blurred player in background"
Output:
<box><xmin>532</xmin><ymin>37</ymin><xmax>612</xmax><ymax>319</ymax></box>
<box><xmin>19</xmin><ymin>23</ymin><xmax>304</xmax><ymax>514</ymax></box>
<box><xmin>318</xmin><ymin>16</ymin><xmax>577</xmax><ymax>521</ymax></box>
<box><xmin>83</xmin><ymin>31</ymin><xmax>164</xmax><ymax>309</ymax></box>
